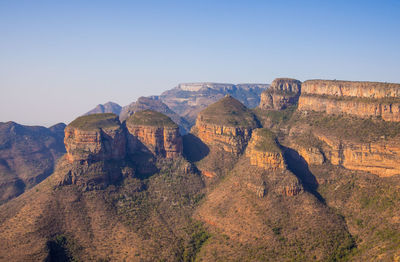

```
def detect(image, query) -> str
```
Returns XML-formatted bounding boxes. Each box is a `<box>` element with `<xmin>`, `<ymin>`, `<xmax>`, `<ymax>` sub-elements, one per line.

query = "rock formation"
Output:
<box><xmin>160</xmin><ymin>82</ymin><xmax>268</xmax><ymax>125</ymax></box>
<box><xmin>316</xmin><ymin>133</ymin><xmax>400</xmax><ymax>177</ymax></box>
<box><xmin>192</xmin><ymin>95</ymin><xmax>259</xmax><ymax>155</ymax></box>
<box><xmin>246</xmin><ymin>128</ymin><xmax>285</xmax><ymax>169</ymax></box>
<box><xmin>259</xmin><ymin>78</ymin><xmax>302</xmax><ymax>110</ymax></box>
<box><xmin>120</xmin><ymin>96</ymin><xmax>191</xmax><ymax>134</ymax></box>
<box><xmin>64</xmin><ymin>113</ymin><xmax>126</xmax><ymax>163</ymax></box>
<box><xmin>298</xmin><ymin>80</ymin><xmax>400</xmax><ymax>121</ymax></box>
<box><xmin>126</xmin><ymin>110</ymin><xmax>183</xmax><ymax>158</ymax></box>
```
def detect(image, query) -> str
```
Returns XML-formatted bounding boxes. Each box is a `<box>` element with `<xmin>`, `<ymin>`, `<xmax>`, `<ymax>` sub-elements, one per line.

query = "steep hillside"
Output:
<box><xmin>160</xmin><ymin>82</ymin><xmax>268</xmax><ymax>125</ymax></box>
<box><xmin>2</xmin><ymin>81</ymin><xmax>400</xmax><ymax>261</ymax></box>
<box><xmin>0</xmin><ymin>122</ymin><xmax>66</xmax><ymax>204</ymax></box>
<box><xmin>0</xmin><ymin>112</ymin><xmax>205</xmax><ymax>261</ymax></box>
<box><xmin>84</xmin><ymin>101</ymin><xmax>122</xmax><ymax>116</ymax></box>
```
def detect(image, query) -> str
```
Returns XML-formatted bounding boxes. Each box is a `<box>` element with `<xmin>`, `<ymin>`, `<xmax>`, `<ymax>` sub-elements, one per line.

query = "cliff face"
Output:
<box><xmin>126</xmin><ymin>110</ymin><xmax>182</xmax><ymax>158</ymax></box>
<box><xmin>246</xmin><ymin>128</ymin><xmax>285</xmax><ymax>170</ymax></box>
<box><xmin>316</xmin><ymin>133</ymin><xmax>400</xmax><ymax>177</ymax></box>
<box><xmin>259</xmin><ymin>78</ymin><xmax>301</xmax><ymax>110</ymax></box>
<box><xmin>64</xmin><ymin>114</ymin><xmax>126</xmax><ymax>163</ymax></box>
<box><xmin>298</xmin><ymin>80</ymin><xmax>400</xmax><ymax>121</ymax></box>
<box><xmin>193</xmin><ymin>96</ymin><xmax>259</xmax><ymax>155</ymax></box>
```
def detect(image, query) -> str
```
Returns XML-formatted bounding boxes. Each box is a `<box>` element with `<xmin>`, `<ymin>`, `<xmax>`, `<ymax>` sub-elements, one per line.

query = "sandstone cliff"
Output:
<box><xmin>287</xmin><ymin>114</ymin><xmax>400</xmax><ymax>177</ymax></box>
<box><xmin>64</xmin><ymin>113</ymin><xmax>126</xmax><ymax>163</ymax></box>
<box><xmin>316</xmin><ymin>133</ymin><xmax>400</xmax><ymax>177</ymax></box>
<box><xmin>298</xmin><ymin>80</ymin><xmax>400</xmax><ymax>121</ymax></box>
<box><xmin>126</xmin><ymin>110</ymin><xmax>182</xmax><ymax>158</ymax></box>
<box><xmin>192</xmin><ymin>95</ymin><xmax>259</xmax><ymax>155</ymax></box>
<box><xmin>259</xmin><ymin>78</ymin><xmax>301</xmax><ymax>110</ymax></box>
<box><xmin>246</xmin><ymin>128</ymin><xmax>285</xmax><ymax>170</ymax></box>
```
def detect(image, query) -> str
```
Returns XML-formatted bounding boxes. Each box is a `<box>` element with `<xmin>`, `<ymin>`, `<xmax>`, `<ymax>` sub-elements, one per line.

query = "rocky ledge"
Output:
<box><xmin>298</xmin><ymin>80</ymin><xmax>400</xmax><ymax>121</ymax></box>
<box><xmin>259</xmin><ymin>78</ymin><xmax>301</xmax><ymax>110</ymax></box>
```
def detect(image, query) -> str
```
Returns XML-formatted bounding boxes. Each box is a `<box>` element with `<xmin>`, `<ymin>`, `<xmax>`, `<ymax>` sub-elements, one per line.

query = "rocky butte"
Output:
<box><xmin>64</xmin><ymin>113</ymin><xmax>126</xmax><ymax>163</ymax></box>
<box><xmin>125</xmin><ymin>110</ymin><xmax>183</xmax><ymax>158</ymax></box>
<box><xmin>192</xmin><ymin>95</ymin><xmax>259</xmax><ymax>155</ymax></box>
<box><xmin>259</xmin><ymin>78</ymin><xmax>302</xmax><ymax>110</ymax></box>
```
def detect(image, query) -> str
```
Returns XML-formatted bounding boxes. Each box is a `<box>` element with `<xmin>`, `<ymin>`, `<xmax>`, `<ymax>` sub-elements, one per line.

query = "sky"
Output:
<box><xmin>0</xmin><ymin>0</ymin><xmax>399</xmax><ymax>126</ymax></box>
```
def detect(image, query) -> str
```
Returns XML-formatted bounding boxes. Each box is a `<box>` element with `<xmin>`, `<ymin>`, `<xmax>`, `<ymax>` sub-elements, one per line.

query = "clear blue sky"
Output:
<box><xmin>1</xmin><ymin>0</ymin><xmax>399</xmax><ymax>126</ymax></box>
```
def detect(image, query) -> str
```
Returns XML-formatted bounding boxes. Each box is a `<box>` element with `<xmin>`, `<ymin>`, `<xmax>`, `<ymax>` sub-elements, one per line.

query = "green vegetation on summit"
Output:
<box><xmin>127</xmin><ymin>110</ymin><xmax>178</xmax><ymax>127</ymax></box>
<box><xmin>253</xmin><ymin>128</ymin><xmax>281</xmax><ymax>153</ymax></box>
<box><xmin>198</xmin><ymin>95</ymin><xmax>259</xmax><ymax>127</ymax></box>
<box><xmin>69</xmin><ymin>113</ymin><xmax>120</xmax><ymax>130</ymax></box>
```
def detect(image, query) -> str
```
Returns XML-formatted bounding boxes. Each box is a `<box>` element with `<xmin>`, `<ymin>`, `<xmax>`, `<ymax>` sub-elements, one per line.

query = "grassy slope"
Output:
<box><xmin>0</xmin><ymin>157</ymin><xmax>206</xmax><ymax>261</ymax></box>
<box><xmin>198</xmin><ymin>96</ymin><xmax>259</xmax><ymax>128</ymax></box>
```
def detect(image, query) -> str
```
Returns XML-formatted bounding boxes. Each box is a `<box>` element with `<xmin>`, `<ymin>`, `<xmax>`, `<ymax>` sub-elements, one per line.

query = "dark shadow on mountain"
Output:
<box><xmin>125</xmin><ymin>131</ymin><xmax>159</xmax><ymax>180</ymax></box>
<box><xmin>182</xmin><ymin>134</ymin><xmax>209</xmax><ymax>162</ymax></box>
<box><xmin>45</xmin><ymin>235</ymin><xmax>74</xmax><ymax>262</ymax></box>
<box><xmin>281</xmin><ymin>146</ymin><xmax>325</xmax><ymax>204</ymax></box>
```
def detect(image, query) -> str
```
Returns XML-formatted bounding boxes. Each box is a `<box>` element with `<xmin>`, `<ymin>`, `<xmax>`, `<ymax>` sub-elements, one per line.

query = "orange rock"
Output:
<box><xmin>298</xmin><ymin>80</ymin><xmax>400</xmax><ymax>121</ymax></box>
<box><xmin>316</xmin><ymin>133</ymin><xmax>400</xmax><ymax>177</ymax></box>
<box><xmin>64</xmin><ymin>115</ymin><xmax>126</xmax><ymax>163</ymax></box>
<box><xmin>259</xmin><ymin>78</ymin><xmax>301</xmax><ymax>110</ymax></box>
<box><xmin>245</xmin><ymin>128</ymin><xmax>286</xmax><ymax>170</ymax></box>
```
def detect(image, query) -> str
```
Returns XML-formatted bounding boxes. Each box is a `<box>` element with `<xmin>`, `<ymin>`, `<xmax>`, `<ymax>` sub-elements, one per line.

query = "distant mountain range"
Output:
<box><xmin>84</xmin><ymin>101</ymin><xmax>122</xmax><ymax>116</ymax></box>
<box><xmin>0</xmin><ymin>121</ymin><xmax>66</xmax><ymax>204</ymax></box>
<box><xmin>84</xmin><ymin>82</ymin><xmax>269</xmax><ymax>132</ymax></box>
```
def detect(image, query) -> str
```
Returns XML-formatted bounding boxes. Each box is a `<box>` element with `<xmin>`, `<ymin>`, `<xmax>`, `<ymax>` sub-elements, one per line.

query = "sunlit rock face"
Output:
<box><xmin>192</xmin><ymin>95</ymin><xmax>259</xmax><ymax>155</ymax></box>
<box><xmin>64</xmin><ymin>113</ymin><xmax>126</xmax><ymax>163</ymax></box>
<box><xmin>259</xmin><ymin>78</ymin><xmax>302</xmax><ymax>110</ymax></box>
<box><xmin>298</xmin><ymin>80</ymin><xmax>400</xmax><ymax>121</ymax></box>
<box><xmin>126</xmin><ymin>110</ymin><xmax>183</xmax><ymax>158</ymax></box>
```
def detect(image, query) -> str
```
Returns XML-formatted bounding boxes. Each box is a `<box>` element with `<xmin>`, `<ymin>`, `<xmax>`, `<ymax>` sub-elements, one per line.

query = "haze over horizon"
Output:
<box><xmin>1</xmin><ymin>0</ymin><xmax>399</xmax><ymax>126</ymax></box>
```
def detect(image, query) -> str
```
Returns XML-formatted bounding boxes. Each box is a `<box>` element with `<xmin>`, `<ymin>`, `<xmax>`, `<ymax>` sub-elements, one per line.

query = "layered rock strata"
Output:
<box><xmin>126</xmin><ymin>110</ymin><xmax>183</xmax><ymax>158</ymax></box>
<box><xmin>259</xmin><ymin>78</ymin><xmax>301</xmax><ymax>110</ymax></box>
<box><xmin>316</xmin><ymin>133</ymin><xmax>400</xmax><ymax>177</ymax></box>
<box><xmin>246</xmin><ymin>128</ymin><xmax>285</xmax><ymax>169</ymax></box>
<box><xmin>193</xmin><ymin>95</ymin><xmax>259</xmax><ymax>155</ymax></box>
<box><xmin>64</xmin><ymin>114</ymin><xmax>126</xmax><ymax>163</ymax></box>
<box><xmin>298</xmin><ymin>80</ymin><xmax>400</xmax><ymax>121</ymax></box>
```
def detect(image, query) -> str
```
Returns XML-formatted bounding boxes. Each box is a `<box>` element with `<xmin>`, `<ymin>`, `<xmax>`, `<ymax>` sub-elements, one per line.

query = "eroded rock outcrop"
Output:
<box><xmin>316</xmin><ymin>133</ymin><xmax>400</xmax><ymax>177</ymax></box>
<box><xmin>259</xmin><ymin>78</ymin><xmax>301</xmax><ymax>110</ymax></box>
<box><xmin>192</xmin><ymin>95</ymin><xmax>259</xmax><ymax>155</ymax></box>
<box><xmin>64</xmin><ymin>114</ymin><xmax>126</xmax><ymax>163</ymax></box>
<box><xmin>126</xmin><ymin>110</ymin><xmax>183</xmax><ymax>158</ymax></box>
<box><xmin>298</xmin><ymin>80</ymin><xmax>400</xmax><ymax>121</ymax></box>
<box><xmin>246</xmin><ymin>128</ymin><xmax>285</xmax><ymax>169</ymax></box>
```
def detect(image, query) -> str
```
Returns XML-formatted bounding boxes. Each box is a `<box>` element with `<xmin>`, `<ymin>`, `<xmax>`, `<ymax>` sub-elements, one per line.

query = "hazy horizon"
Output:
<box><xmin>1</xmin><ymin>0</ymin><xmax>400</xmax><ymax>126</ymax></box>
